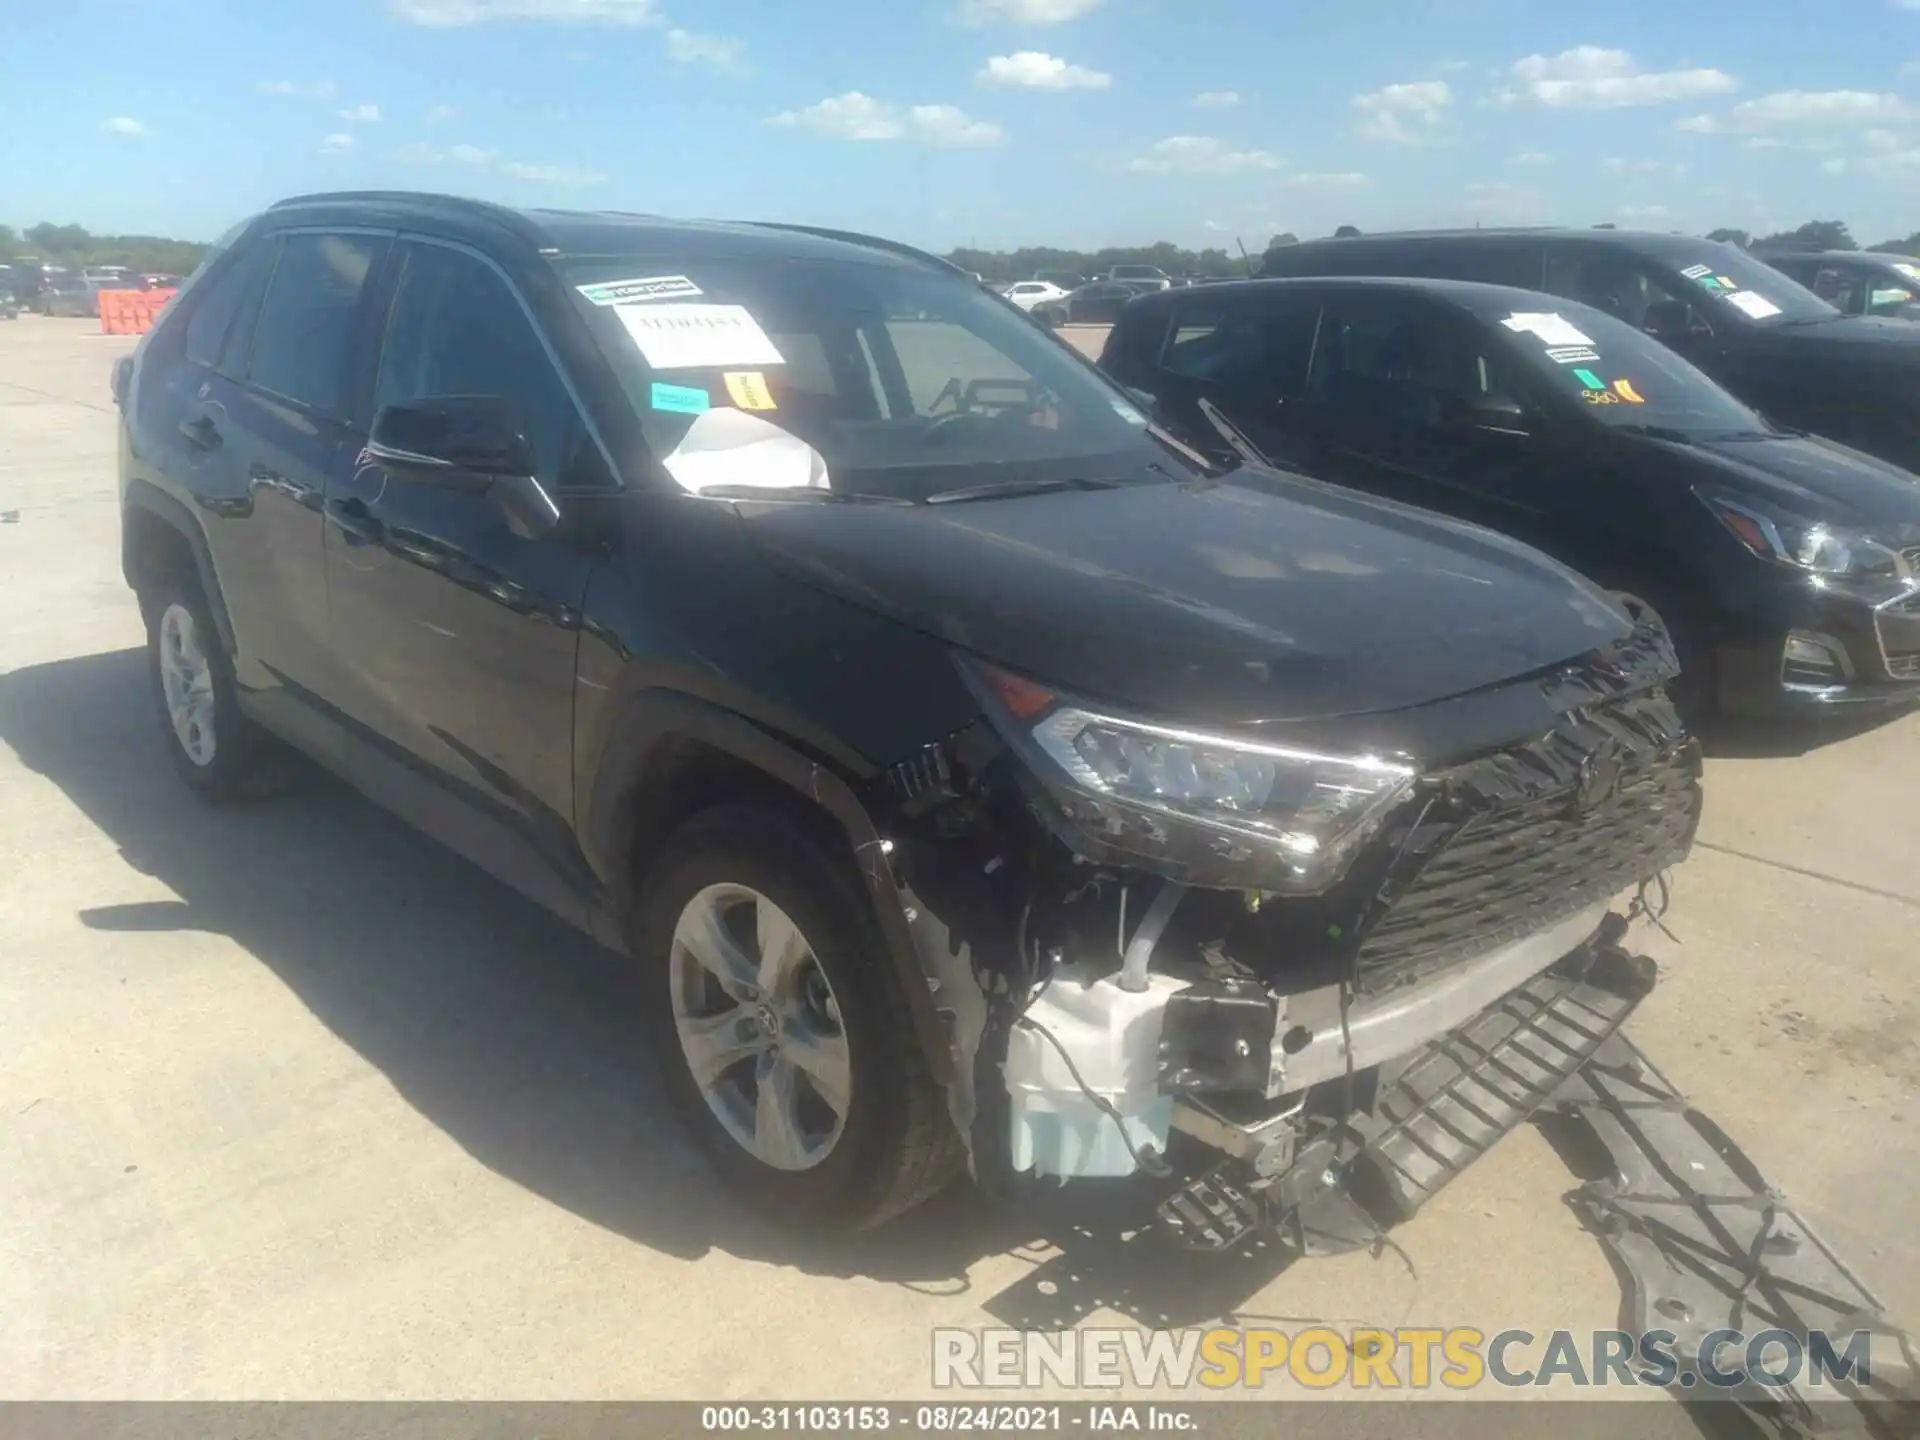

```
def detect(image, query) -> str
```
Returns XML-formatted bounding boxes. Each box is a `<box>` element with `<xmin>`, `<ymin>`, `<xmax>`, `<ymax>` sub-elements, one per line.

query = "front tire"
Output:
<box><xmin>143</xmin><ymin>576</ymin><xmax>279</xmax><ymax>800</ymax></box>
<box><xmin>638</xmin><ymin>804</ymin><xmax>963</xmax><ymax>1231</ymax></box>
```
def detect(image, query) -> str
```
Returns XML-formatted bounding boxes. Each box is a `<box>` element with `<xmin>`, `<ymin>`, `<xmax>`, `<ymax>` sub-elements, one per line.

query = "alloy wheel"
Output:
<box><xmin>157</xmin><ymin>602</ymin><xmax>217</xmax><ymax>767</ymax></box>
<box><xmin>669</xmin><ymin>883</ymin><xmax>852</xmax><ymax>1171</ymax></box>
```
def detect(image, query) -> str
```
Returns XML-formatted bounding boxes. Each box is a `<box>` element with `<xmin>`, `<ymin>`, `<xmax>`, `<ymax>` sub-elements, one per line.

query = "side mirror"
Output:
<box><xmin>1444</xmin><ymin>393</ymin><xmax>1531</xmax><ymax>435</ymax></box>
<box><xmin>366</xmin><ymin>397</ymin><xmax>536</xmax><ymax>487</ymax></box>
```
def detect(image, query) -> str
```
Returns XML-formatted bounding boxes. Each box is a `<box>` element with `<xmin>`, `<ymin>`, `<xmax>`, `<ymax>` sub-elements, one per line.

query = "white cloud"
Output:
<box><xmin>1741</xmin><ymin>136</ymin><xmax>1788</xmax><ymax>149</ymax></box>
<box><xmin>1603</xmin><ymin>156</ymin><xmax>1687</xmax><ymax>178</ymax></box>
<box><xmin>449</xmin><ymin>143</ymin><xmax>495</xmax><ymax>164</ymax></box>
<box><xmin>769</xmin><ymin>92</ymin><xmax>905</xmax><ymax>140</ymax></box>
<box><xmin>425</xmin><ymin>103</ymin><xmax>457</xmax><ymax>123</ymax></box>
<box><xmin>500</xmin><ymin>160</ymin><xmax>609</xmax><ymax>184</ymax></box>
<box><xmin>1678</xmin><ymin>89</ymin><xmax>1918</xmax><ymax>132</ymax></box>
<box><xmin>909</xmin><ymin>104</ymin><xmax>1007</xmax><ymax>147</ymax></box>
<box><xmin>1822</xmin><ymin>158</ymin><xmax>1850</xmax><ymax>175</ymax></box>
<box><xmin>1507</xmin><ymin>150</ymin><xmax>1551</xmax><ymax>166</ymax></box>
<box><xmin>979</xmin><ymin>51</ymin><xmax>1110</xmax><ymax>89</ymax></box>
<box><xmin>767</xmin><ymin>93</ymin><xmax>1004</xmax><ymax>146</ymax></box>
<box><xmin>100</xmin><ymin>116</ymin><xmax>147</xmax><ymax>137</ymax></box>
<box><xmin>1353</xmin><ymin>80</ymin><xmax>1451</xmax><ymax>143</ymax></box>
<box><xmin>1499</xmin><ymin>46</ymin><xmax>1736</xmax><ymax>109</ymax></box>
<box><xmin>338</xmin><ymin>103</ymin><xmax>382</xmax><ymax>123</ymax></box>
<box><xmin>954</xmin><ymin>0</ymin><xmax>1101</xmax><ymax>23</ymax></box>
<box><xmin>1127</xmin><ymin>135</ymin><xmax>1284</xmax><ymax>173</ymax></box>
<box><xmin>1191</xmin><ymin>90</ymin><xmax>1240</xmax><ymax>109</ymax></box>
<box><xmin>393</xmin><ymin>142</ymin><xmax>445</xmax><ymax>164</ymax></box>
<box><xmin>321</xmin><ymin>133</ymin><xmax>355</xmax><ymax>153</ymax></box>
<box><xmin>666</xmin><ymin>28</ymin><xmax>746</xmax><ymax>73</ymax></box>
<box><xmin>392</xmin><ymin>0</ymin><xmax>659</xmax><ymax>23</ymax></box>
<box><xmin>261</xmin><ymin>79</ymin><xmax>338</xmax><ymax>99</ymax></box>
<box><xmin>1283</xmin><ymin>171</ymin><xmax>1371</xmax><ymax>191</ymax></box>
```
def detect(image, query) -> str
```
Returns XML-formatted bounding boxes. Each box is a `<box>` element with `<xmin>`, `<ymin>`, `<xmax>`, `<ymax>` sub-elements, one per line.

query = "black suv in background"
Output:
<box><xmin>1757</xmin><ymin>250</ymin><xmax>1920</xmax><ymax>322</ymax></box>
<box><xmin>1099</xmin><ymin>276</ymin><xmax>1920</xmax><ymax>717</ymax></box>
<box><xmin>1257</xmin><ymin>229</ymin><xmax>1920</xmax><ymax>473</ymax></box>
<box><xmin>114</xmin><ymin>192</ymin><xmax>1695</xmax><ymax>1241</ymax></box>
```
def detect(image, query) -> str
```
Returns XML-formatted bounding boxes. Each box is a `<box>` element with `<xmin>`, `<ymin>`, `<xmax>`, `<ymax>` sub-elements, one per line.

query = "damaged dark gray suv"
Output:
<box><xmin>114</xmin><ymin>192</ymin><xmax>1700</xmax><ymax>1243</ymax></box>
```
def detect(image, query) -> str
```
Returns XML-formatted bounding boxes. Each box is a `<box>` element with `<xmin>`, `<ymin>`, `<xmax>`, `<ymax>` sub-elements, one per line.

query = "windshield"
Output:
<box><xmin>1649</xmin><ymin>243</ymin><xmax>1838</xmax><ymax>326</ymax></box>
<box><xmin>560</xmin><ymin>253</ymin><xmax>1176</xmax><ymax>501</ymax></box>
<box><xmin>1463</xmin><ymin>295</ymin><xmax>1769</xmax><ymax>437</ymax></box>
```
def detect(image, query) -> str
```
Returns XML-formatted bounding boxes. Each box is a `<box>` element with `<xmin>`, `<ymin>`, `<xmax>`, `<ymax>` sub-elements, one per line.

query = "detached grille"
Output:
<box><xmin>1353</xmin><ymin>693</ymin><xmax>1701</xmax><ymax>993</ymax></box>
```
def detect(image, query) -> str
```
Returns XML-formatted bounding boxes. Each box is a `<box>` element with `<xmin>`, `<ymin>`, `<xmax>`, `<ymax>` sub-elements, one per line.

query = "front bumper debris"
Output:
<box><xmin>1156</xmin><ymin>935</ymin><xmax>1654</xmax><ymax>1254</ymax></box>
<box><xmin>1554</xmin><ymin>1038</ymin><xmax>1918</xmax><ymax>1438</ymax></box>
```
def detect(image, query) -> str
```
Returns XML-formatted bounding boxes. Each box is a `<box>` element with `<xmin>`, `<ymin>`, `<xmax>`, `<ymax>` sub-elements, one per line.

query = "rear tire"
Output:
<box><xmin>637</xmin><ymin>804</ymin><xmax>963</xmax><ymax>1231</ymax></box>
<box><xmin>143</xmin><ymin>574</ymin><xmax>284</xmax><ymax>801</ymax></box>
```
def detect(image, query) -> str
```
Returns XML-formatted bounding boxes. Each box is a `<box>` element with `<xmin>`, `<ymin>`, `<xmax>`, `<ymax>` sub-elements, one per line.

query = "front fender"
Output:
<box><xmin>579</xmin><ymin>687</ymin><xmax>953</xmax><ymax>1084</ymax></box>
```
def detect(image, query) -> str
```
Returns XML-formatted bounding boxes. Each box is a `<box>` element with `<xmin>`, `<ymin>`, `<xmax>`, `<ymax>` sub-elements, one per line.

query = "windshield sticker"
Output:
<box><xmin>1572</xmin><ymin>368</ymin><xmax>1608</xmax><ymax>391</ymax></box>
<box><xmin>1680</xmin><ymin>264</ymin><xmax>1713</xmax><ymax>280</ymax></box>
<box><xmin>1715</xmin><ymin>276</ymin><xmax>1738</xmax><ymax>289</ymax></box>
<box><xmin>1894</xmin><ymin>262</ymin><xmax>1920</xmax><ymax>284</ymax></box>
<box><xmin>578</xmin><ymin>275</ymin><xmax>704</xmax><ymax>306</ymax></box>
<box><xmin>615</xmin><ymin>303</ymin><xmax>786</xmax><ymax>370</ymax></box>
<box><xmin>1544</xmin><ymin>345</ymin><xmax>1600</xmax><ymax>365</ymax></box>
<box><xmin>1697</xmin><ymin>275</ymin><xmax>1726</xmax><ymax>291</ymax></box>
<box><xmin>1726</xmin><ymin>290</ymin><xmax>1783</xmax><ymax>320</ymax></box>
<box><xmin>1501</xmin><ymin>312</ymin><xmax>1596</xmax><ymax>348</ymax></box>
<box><xmin>650</xmin><ymin>381</ymin><xmax>711</xmax><ymax>415</ymax></box>
<box><xmin>723</xmin><ymin>371</ymin><xmax>777</xmax><ymax>411</ymax></box>
<box><xmin>1611</xmin><ymin>379</ymin><xmax>1646</xmax><ymax>404</ymax></box>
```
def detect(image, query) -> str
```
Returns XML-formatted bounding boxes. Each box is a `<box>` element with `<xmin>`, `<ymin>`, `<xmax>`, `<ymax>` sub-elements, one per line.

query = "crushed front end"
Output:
<box><xmin>871</xmin><ymin>614</ymin><xmax>1702</xmax><ymax>1251</ymax></box>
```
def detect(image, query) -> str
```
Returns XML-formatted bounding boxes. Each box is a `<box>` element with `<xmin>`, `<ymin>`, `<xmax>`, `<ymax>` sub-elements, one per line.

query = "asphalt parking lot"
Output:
<box><xmin>2</xmin><ymin>316</ymin><xmax>1917</xmax><ymax>1405</ymax></box>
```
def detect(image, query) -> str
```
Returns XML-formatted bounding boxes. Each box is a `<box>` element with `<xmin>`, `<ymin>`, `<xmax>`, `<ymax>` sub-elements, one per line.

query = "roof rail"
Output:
<box><xmin>734</xmin><ymin>221</ymin><xmax>964</xmax><ymax>276</ymax></box>
<box><xmin>265</xmin><ymin>190</ymin><xmax>544</xmax><ymax>241</ymax></box>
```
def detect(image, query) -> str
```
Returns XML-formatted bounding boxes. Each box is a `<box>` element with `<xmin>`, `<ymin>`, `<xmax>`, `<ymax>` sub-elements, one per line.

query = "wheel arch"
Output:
<box><xmin>121</xmin><ymin>480</ymin><xmax>238</xmax><ymax>657</ymax></box>
<box><xmin>582</xmin><ymin>690</ymin><xmax>953</xmax><ymax>1084</ymax></box>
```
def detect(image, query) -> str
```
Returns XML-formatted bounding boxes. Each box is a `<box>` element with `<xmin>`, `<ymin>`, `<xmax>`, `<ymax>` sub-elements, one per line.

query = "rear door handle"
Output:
<box><xmin>326</xmin><ymin>495</ymin><xmax>383</xmax><ymax>545</ymax></box>
<box><xmin>178</xmin><ymin>414</ymin><xmax>221</xmax><ymax>450</ymax></box>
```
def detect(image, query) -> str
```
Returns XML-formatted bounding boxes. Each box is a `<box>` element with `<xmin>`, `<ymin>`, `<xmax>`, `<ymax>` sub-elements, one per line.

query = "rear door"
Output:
<box><xmin>323</xmin><ymin>236</ymin><xmax>610</xmax><ymax>888</ymax></box>
<box><xmin>1290</xmin><ymin>289</ymin><xmax>1552</xmax><ymax>532</ymax></box>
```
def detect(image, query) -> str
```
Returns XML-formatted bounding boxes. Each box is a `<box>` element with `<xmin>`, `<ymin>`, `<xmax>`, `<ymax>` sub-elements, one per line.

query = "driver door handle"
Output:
<box><xmin>327</xmin><ymin>495</ymin><xmax>383</xmax><ymax>545</ymax></box>
<box><xmin>178</xmin><ymin>414</ymin><xmax>222</xmax><ymax>451</ymax></box>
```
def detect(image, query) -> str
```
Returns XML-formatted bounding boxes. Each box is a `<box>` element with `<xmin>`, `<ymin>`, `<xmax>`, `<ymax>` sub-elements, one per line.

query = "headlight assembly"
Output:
<box><xmin>1700</xmin><ymin>491</ymin><xmax>1914</xmax><ymax>587</ymax></box>
<box><xmin>965</xmin><ymin>660</ymin><xmax>1417</xmax><ymax>893</ymax></box>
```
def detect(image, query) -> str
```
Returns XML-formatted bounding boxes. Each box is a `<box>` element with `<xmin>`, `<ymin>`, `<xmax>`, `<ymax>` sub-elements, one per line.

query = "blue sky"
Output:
<box><xmin>8</xmin><ymin>0</ymin><xmax>1920</xmax><ymax>250</ymax></box>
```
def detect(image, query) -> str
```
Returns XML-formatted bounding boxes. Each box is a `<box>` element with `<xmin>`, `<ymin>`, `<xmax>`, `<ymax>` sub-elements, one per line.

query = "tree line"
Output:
<box><xmin>1</xmin><ymin>223</ymin><xmax>208</xmax><ymax>278</ymax></box>
<box><xmin>947</xmin><ymin>220</ymin><xmax>1920</xmax><ymax>283</ymax></box>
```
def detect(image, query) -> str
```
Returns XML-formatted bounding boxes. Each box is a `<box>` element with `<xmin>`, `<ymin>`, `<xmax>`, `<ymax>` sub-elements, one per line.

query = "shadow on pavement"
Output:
<box><xmin>1696</xmin><ymin>706</ymin><xmax>1911</xmax><ymax>760</ymax></box>
<box><xmin>0</xmin><ymin>646</ymin><xmax>1302</xmax><ymax>1323</ymax></box>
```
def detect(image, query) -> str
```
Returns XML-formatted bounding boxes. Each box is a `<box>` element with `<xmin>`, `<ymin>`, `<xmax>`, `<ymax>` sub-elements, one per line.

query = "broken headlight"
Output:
<box><xmin>965</xmin><ymin>660</ymin><xmax>1417</xmax><ymax>893</ymax></box>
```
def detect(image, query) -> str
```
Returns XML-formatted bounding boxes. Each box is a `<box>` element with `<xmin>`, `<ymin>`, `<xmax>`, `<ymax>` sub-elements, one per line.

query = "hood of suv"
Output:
<box><xmin>740</xmin><ymin>471</ymin><xmax>1633</xmax><ymax>724</ymax></box>
<box><xmin>1745</xmin><ymin>313</ymin><xmax>1920</xmax><ymax>369</ymax></box>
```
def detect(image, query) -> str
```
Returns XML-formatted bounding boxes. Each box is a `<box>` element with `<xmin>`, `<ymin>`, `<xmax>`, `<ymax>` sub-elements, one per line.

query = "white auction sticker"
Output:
<box><xmin>615</xmin><ymin>303</ymin><xmax>786</xmax><ymax>370</ymax></box>
<box><xmin>1725</xmin><ymin>290</ymin><xmax>1782</xmax><ymax>320</ymax></box>
<box><xmin>1501</xmin><ymin>312</ymin><xmax>1596</xmax><ymax>348</ymax></box>
<box><xmin>1680</xmin><ymin>264</ymin><xmax>1713</xmax><ymax>280</ymax></box>
<box><xmin>578</xmin><ymin>275</ymin><xmax>704</xmax><ymax>306</ymax></box>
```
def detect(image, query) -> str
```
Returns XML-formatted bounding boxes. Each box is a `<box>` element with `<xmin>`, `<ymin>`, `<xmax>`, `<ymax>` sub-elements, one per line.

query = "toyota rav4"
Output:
<box><xmin>113</xmin><ymin>192</ymin><xmax>1699</xmax><ymax>1245</ymax></box>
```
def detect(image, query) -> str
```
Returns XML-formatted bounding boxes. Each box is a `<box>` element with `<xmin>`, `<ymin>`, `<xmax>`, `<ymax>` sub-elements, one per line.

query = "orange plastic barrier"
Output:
<box><xmin>98</xmin><ymin>288</ymin><xmax>178</xmax><ymax>336</ymax></box>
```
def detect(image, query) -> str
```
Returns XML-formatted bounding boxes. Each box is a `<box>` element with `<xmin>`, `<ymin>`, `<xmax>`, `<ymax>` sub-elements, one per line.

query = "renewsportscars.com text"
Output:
<box><xmin>931</xmin><ymin>1327</ymin><xmax>1876</xmax><ymax>1392</ymax></box>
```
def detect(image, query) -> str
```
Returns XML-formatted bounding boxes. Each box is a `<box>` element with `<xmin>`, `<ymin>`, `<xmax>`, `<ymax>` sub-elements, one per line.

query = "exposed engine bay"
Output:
<box><xmin>874</xmin><ymin>614</ymin><xmax>1702</xmax><ymax>1247</ymax></box>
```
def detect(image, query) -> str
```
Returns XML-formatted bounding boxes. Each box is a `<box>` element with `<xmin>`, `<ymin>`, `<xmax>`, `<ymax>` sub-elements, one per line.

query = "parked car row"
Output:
<box><xmin>1080</xmin><ymin>227</ymin><xmax>1920</xmax><ymax>720</ymax></box>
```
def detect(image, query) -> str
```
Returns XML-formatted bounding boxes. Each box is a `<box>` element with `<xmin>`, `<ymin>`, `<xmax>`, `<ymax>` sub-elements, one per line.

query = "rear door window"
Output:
<box><xmin>183</xmin><ymin>238</ymin><xmax>277</xmax><ymax>375</ymax></box>
<box><xmin>1306</xmin><ymin>293</ymin><xmax>1513</xmax><ymax>424</ymax></box>
<box><xmin>244</xmin><ymin>232</ymin><xmax>385</xmax><ymax>418</ymax></box>
<box><xmin>1159</xmin><ymin>294</ymin><xmax>1321</xmax><ymax>396</ymax></box>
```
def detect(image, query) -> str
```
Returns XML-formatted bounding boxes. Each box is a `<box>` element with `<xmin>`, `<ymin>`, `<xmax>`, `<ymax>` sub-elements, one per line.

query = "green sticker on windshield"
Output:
<box><xmin>650</xmin><ymin>381</ymin><xmax>711</xmax><ymax>415</ymax></box>
<box><xmin>1573</xmin><ymin>368</ymin><xmax>1607</xmax><ymax>391</ymax></box>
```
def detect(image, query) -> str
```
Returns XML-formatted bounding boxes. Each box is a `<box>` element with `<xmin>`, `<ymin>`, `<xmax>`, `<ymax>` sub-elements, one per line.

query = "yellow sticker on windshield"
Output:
<box><xmin>724</xmin><ymin>371</ymin><xmax>777</xmax><ymax>411</ymax></box>
<box><xmin>1612</xmin><ymin>379</ymin><xmax>1646</xmax><ymax>404</ymax></box>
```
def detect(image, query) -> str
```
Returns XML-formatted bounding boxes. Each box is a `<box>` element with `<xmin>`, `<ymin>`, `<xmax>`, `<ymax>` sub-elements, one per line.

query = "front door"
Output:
<box><xmin>1142</xmin><ymin>289</ymin><xmax>1322</xmax><ymax>471</ymax></box>
<box><xmin>323</xmin><ymin>237</ymin><xmax>612</xmax><ymax>888</ymax></box>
